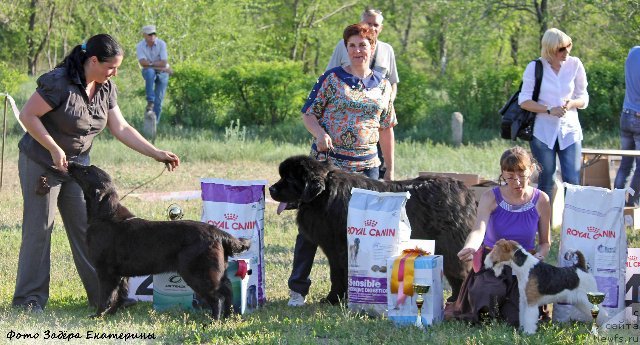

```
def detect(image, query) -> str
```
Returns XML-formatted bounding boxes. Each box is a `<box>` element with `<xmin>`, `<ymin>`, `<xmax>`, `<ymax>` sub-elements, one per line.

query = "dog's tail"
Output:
<box><xmin>573</xmin><ymin>250</ymin><xmax>588</xmax><ymax>271</ymax></box>
<box><xmin>225</xmin><ymin>237</ymin><xmax>251</xmax><ymax>256</ymax></box>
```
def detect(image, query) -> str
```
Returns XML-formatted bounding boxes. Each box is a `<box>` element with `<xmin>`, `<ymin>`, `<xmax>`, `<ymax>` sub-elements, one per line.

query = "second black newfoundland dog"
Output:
<box><xmin>269</xmin><ymin>156</ymin><xmax>476</xmax><ymax>304</ymax></box>
<box><xmin>67</xmin><ymin>163</ymin><xmax>250</xmax><ymax>319</ymax></box>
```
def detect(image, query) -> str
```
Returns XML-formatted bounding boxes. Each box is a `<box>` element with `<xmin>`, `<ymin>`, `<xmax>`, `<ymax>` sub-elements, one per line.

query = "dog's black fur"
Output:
<box><xmin>269</xmin><ymin>156</ymin><xmax>475</xmax><ymax>304</ymax></box>
<box><xmin>67</xmin><ymin>163</ymin><xmax>250</xmax><ymax>319</ymax></box>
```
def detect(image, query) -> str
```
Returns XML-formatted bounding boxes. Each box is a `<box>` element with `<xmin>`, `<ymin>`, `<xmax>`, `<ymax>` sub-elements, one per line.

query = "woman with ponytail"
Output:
<box><xmin>13</xmin><ymin>34</ymin><xmax>180</xmax><ymax>312</ymax></box>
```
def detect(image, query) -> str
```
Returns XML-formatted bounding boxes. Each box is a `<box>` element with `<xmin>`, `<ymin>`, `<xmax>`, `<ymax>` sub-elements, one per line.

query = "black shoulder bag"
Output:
<box><xmin>499</xmin><ymin>59</ymin><xmax>543</xmax><ymax>141</ymax></box>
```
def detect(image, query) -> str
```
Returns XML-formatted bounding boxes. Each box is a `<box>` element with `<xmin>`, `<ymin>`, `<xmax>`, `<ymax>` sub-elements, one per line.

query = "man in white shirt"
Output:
<box><xmin>136</xmin><ymin>25</ymin><xmax>170</xmax><ymax>122</ymax></box>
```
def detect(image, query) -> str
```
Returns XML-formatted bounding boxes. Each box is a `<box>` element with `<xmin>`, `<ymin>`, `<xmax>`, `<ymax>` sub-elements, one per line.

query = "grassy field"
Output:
<box><xmin>0</xmin><ymin>131</ymin><xmax>637</xmax><ymax>344</ymax></box>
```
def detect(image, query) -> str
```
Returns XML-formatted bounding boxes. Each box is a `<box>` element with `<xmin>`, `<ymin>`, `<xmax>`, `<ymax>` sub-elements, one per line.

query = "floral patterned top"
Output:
<box><xmin>302</xmin><ymin>67</ymin><xmax>397</xmax><ymax>172</ymax></box>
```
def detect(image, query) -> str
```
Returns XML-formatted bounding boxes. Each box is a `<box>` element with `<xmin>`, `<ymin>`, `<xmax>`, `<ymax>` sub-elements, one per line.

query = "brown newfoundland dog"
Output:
<box><xmin>67</xmin><ymin>163</ymin><xmax>250</xmax><ymax>319</ymax></box>
<box><xmin>269</xmin><ymin>156</ymin><xmax>475</xmax><ymax>304</ymax></box>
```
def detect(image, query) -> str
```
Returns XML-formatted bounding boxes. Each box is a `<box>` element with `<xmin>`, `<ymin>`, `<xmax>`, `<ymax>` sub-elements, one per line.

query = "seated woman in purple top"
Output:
<box><xmin>445</xmin><ymin>146</ymin><xmax>551</xmax><ymax>327</ymax></box>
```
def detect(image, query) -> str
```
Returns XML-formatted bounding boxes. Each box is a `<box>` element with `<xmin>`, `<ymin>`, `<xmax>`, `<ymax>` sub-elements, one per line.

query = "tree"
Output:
<box><xmin>26</xmin><ymin>0</ymin><xmax>55</xmax><ymax>76</ymax></box>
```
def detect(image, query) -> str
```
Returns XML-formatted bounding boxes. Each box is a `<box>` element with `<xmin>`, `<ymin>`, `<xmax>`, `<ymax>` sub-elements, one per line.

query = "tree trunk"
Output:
<box><xmin>290</xmin><ymin>0</ymin><xmax>301</xmax><ymax>60</ymax></box>
<box><xmin>534</xmin><ymin>0</ymin><xmax>548</xmax><ymax>43</ymax></box>
<box><xmin>26</xmin><ymin>0</ymin><xmax>55</xmax><ymax>76</ymax></box>
<box><xmin>401</xmin><ymin>5</ymin><xmax>413</xmax><ymax>55</ymax></box>
<box><xmin>509</xmin><ymin>26</ymin><xmax>520</xmax><ymax>66</ymax></box>
<box><xmin>438</xmin><ymin>20</ymin><xmax>448</xmax><ymax>76</ymax></box>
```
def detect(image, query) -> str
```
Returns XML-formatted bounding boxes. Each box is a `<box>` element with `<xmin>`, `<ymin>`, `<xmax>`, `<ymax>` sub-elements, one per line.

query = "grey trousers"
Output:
<box><xmin>13</xmin><ymin>152</ymin><xmax>99</xmax><ymax>308</ymax></box>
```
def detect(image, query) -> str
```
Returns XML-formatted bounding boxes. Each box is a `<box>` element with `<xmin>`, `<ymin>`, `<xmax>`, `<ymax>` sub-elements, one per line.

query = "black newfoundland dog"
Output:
<box><xmin>67</xmin><ymin>163</ymin><xmax>250</xmax><ymax>319</ymax></box>
<box><xmin>269</xmin><ymin>156</ymin><xmax>476</xmax><ymax>304</ymax></box>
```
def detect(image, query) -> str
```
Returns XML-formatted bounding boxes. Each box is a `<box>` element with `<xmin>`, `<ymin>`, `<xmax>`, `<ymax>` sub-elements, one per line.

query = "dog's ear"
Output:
<box><xmin>301</xmin><ymin>177</ymin><xmax>325</xmax><ymax>202</ymax></box>
<box><xmin>507</xmin><ymin>240</ymin><xmax>520</xmax><ymax>252</ymax></box>
<box><xmin>298</xmin><ymin>158</ymin><xmax>327</xmax><ymax>202</ymax></box>
<box><xmin>496</xmin><ymin>239</ymin><xmax>514</xmax><ymax>253</ymax></box>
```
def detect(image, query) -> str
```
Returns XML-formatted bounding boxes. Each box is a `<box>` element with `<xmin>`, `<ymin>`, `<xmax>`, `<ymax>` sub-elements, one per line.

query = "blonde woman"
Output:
<box><xmin>519</xmin><ymin>28</ymin><xmax>588</xmax><ymax>200</ymax></box>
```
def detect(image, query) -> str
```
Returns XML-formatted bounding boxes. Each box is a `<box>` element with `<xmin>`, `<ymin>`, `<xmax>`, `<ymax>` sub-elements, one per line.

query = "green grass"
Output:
<box><xmin>0</xmin><ymin>131</ymin><xmax>638</xmax><ymax>344</ymax></box>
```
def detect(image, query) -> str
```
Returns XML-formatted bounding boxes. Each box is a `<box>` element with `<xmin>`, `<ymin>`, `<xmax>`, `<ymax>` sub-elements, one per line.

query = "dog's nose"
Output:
<box><xmin>268</xmin><ymin>185</ymin><xmax>276</xmax><ymax>195</ymax></box>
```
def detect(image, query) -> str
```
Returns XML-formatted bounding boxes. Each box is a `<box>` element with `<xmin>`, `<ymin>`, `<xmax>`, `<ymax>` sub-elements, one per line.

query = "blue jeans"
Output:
<box><xmin>141</xmin><ymin>68</ymin><xmax>169</xmax><ymax>121</ymax></box>
<box><xmin>614</xmin><ymin>109</ymin><xmax>640</xmax><ymax>206</ymax></box>
<box><xmin>529</xmin><ymin>136</ymin><xmax>581</xmax><ymax>199</ymax></box>
<box><xmin>288</xmin><ymin>166</ymin><xmax>379</xmax><ymax>296</ymax></box>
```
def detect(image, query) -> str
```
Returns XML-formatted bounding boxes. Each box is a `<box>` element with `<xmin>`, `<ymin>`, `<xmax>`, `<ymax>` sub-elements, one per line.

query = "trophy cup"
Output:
<box><xmin>587</xmin><ymin>292</ymin><xmax>605</xmax><ymax>336</ymax></box>
<box><xmin>167</xmin><ymin>204</ymin><xmax>184</xmax><ymax>221</ymax></box>
<box><xmin>413</xmin><ymin>284</ymin><xmax>430</xmax><ymax>329</ymax></box>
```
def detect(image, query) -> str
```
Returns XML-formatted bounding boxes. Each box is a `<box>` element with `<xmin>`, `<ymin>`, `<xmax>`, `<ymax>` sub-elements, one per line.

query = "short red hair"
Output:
<box><xmin>343</xmin><ymin>23</ymin><xmax>376</xmax><ymax>47</ymax></box>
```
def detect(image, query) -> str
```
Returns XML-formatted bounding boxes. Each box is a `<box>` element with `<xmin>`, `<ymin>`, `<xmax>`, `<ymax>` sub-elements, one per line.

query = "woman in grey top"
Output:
<box><xmin>13</xmin><ymin>34</ymin><xmax>180</xmax><ymax>312</ymax></box>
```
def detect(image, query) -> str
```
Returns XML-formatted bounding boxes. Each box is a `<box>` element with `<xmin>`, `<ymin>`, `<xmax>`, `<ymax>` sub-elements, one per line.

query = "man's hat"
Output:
<box><xmin>141</xmin><ymin>25</ymin><xmax>156</xmax><ymax>35</ymax></box>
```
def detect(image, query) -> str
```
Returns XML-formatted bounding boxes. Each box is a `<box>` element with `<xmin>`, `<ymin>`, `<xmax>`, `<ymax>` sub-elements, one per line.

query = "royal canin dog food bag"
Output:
<box><xmin>201</xmin><ymin>178</ymin><xmax>267</xmax><ymax>309</ymax></box>
<box><xmin>347</xmin><ymin>188</ymin><xmax>411</xmax><ymax>316</ymax></box>
<box><xmin>625</xmin><ymin>248</ymin><xmax>640</xmax><ymax>324</ymax></box>
<box><xmin>554</xmin><ymin>184</ymin><xmax>627</xmax><ymax>323</ymax></box>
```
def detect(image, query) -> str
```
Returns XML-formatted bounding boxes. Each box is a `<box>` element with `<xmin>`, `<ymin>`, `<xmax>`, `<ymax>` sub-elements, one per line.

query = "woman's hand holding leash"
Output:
<box><xmin>315</xmin><ymin>132</ymin><xmax>334</xmax><ymax>152</ymax></box>
<box><xmin>153</xmin><ymin>150</ymin><xmax>180</xmax><ymax>171</ymax></box>
<box><xmin>49</xmin><ymin>146</ymin><xmax>68</xmax><ymax>172</ymax></box>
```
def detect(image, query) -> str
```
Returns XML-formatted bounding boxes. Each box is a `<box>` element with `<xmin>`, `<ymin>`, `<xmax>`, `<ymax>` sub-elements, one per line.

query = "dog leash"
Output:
<box><xmin>119</xmin><ymin>164</ymin><xmax>168</xmax><ymax>201</ymax></box>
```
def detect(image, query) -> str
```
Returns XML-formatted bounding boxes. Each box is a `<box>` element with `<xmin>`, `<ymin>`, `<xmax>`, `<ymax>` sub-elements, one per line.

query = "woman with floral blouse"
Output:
<box><xmin>286</xmin><ymin>22</ymin><xmax>397</xmax><ymax>307</ymax></box>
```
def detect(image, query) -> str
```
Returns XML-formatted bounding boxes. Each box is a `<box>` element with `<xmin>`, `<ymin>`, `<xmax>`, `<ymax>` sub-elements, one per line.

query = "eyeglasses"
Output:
<box><xmin>502</xmin><ymin>173</ymin><xmax>530</xmax><ymax>183</ymax></box>
<box><xmin>558</xmin><ymin>44</ymin><xmax>572</xmax><ymax>53</ymax></box>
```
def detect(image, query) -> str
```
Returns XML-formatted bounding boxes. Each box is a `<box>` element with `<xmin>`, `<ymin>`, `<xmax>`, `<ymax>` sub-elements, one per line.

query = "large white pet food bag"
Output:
<box><xmin>201</xmin><ymin>178</ymin><xmax>267</xmax><ymax>308</ymax></box>
<box><xmin>554</xmin><ymin>184</ymin><xmax>627</xmax><ymax>323</ymax></box>
<box><xmin>347</xmin><ymin>188</ymin><xmax>411</xmax><ymax>315</ymax></box>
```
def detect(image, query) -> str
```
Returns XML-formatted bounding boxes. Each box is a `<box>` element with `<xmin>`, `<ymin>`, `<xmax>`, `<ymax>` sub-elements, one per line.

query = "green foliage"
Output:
<box><xmin>217</xmin><ymin>61</ymin><xmax>311</xmax><ymax>125</ymax></box>
<box><xmin>393</xmin><ymin>61</ymin><xmax>431</xmax><ymax>128</ymax></box>
<box><xmin>170</xmin><ymin>61</ymin><xmax>311</xmax><ymax>127</ymax></box>
<box><xmin>0</xmin><ymin>62</ymin><xmax>28</xmax><ymax>95</ymax></box>
<box><xmin>581</xmin><ymin>60</ymin><xmax>625</xmax><ymax>131</ymax></box>
<box><xmin>224</xmin><ymin>119</ymin><xmax>247</xmax><ymax>143</ymax></box>
<box><xmin>445</xmin><ymin>64</ymin><xmax>524</xmax><ymax>131</ymax></box>
<box><xmin>1</xmin><ymin>0</ymin><xmax>637</xmax><ymax>137</ymax></box>
<box><xmin>168</xmin><ymin>63</ymin><xmax>220</xmax><ymax>127</ymax></box>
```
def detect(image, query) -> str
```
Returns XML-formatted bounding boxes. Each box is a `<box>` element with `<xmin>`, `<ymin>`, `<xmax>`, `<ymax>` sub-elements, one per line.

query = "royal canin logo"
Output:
<box><xmin>224</xmin><ymin>213</ymin><xmax>238</xmax><ymax>221</ymax></box>
<box><xmin>586</xmin><ymin>226</ymin><xmax>599</xmax><ymax>233</ymax></box>
<box><xmin>364</xmin><ymin>219</ymin><xmax>378</xmax><ymax>227</ymax></box>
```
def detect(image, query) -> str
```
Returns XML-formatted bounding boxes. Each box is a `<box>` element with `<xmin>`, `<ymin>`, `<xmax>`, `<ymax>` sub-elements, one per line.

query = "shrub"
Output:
<box><xmin>169</xmin><ymin>63</ymin><xmax>220</xmax><ymax>127</ymax></box>
<box><xmin>170</xmin><ymin>61</ymin><xmax>311</xmax><ymax>128</ymax></box>
<box><xmin>0</xmin><ymin>61</ymin><xmax>28</xmax><ymax>95</ymax></box>
<box><xmin>445</xmin><ymin>64</ymin><xmax>523</xmax><ymax>131</ymax></box>
<box><xmin>394</xmin><ymin>62</ymin><xmax>432</xmax><ymax>129</ymax></box>
<box><xmin>580</xmin><ymin>60</ymin><xmax>625</xmax><ymax>131</ymax></box>
<box><xmin>217</xmin><ymin>61</ymin><xmax>311</xmax><ymax>125</ymax></box>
